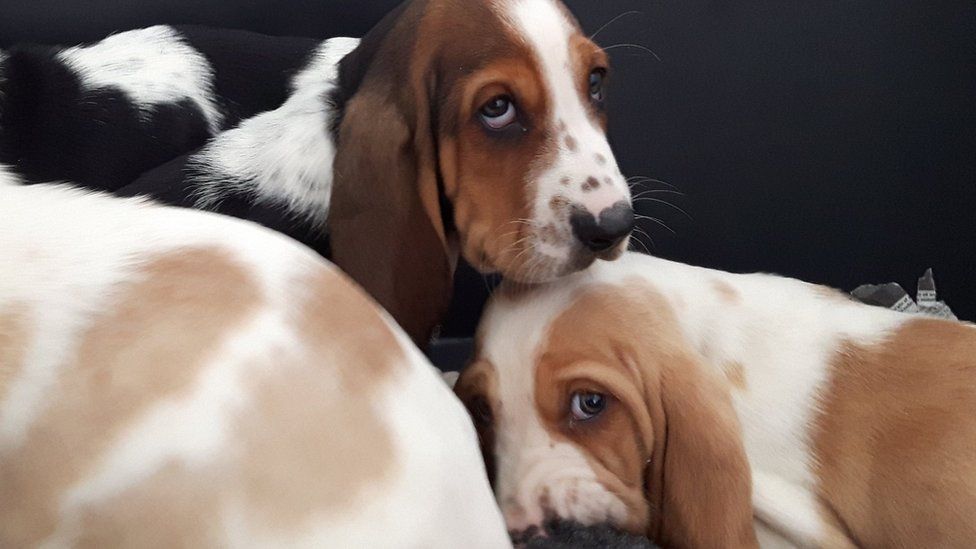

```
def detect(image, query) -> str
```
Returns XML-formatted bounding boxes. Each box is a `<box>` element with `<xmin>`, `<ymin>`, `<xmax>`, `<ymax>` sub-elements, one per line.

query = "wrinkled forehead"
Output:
<box><xmin>430</xmin><ymin>0</ymin><xmax>595</xmax><ymax>75</ymax></box>
<box><xmin>471</xmin><ymin>276</ymin><xmax>595</xmax><ymax>400</ymax></box>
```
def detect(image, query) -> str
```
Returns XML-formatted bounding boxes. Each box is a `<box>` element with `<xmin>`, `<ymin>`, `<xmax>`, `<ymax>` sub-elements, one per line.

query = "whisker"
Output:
<box><xmin>602</xmin><ymin>43</ymin><xmax>662</xmax><ymax>62</ymax></box>
<box><xmin>631</xmin><ymin>227</ymin><xmax>656</xmax><ymax>253</ymax></box>
<box><xmin>589</xmin><ymin>10</ymin><xmax>642</xmax><ymax>41</ymax></box>
<box><xmin>635</xmin><ymin>214</ymin><xmax>677</xmax><ymax>235</ymax></box>
<box><xmin>627</xmin><ymin>176</ymin><xmax>681</xmax><ymax>191</ymax></box>
<box><xmin>631</xmin><ymin>189</ymin><xmax>686</xmax><ymax>199</ymax></box>
<box><xmin>633</xmin><ymin>198</ymin><xmax>694</xmax><ymax>221</ymax></box>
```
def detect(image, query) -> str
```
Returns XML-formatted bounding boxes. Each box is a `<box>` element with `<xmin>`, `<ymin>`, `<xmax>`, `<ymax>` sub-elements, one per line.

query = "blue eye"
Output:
<box><xmin>480</xmin><ymin>95</ymin><xmax>517</xmax><ymax>129</ymax></box>
<box><xmin>588</xmin><ymin>69</ymin><xmax>606</xmax><ymax>102</ymax></box>
<box><xmin>570</xmin><ymin>391</ymin><xmax>607</xmax><ymax>421</ymax></box>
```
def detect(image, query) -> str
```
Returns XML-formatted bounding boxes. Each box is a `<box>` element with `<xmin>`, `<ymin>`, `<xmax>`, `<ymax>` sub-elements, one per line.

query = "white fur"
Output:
<box><xmin>479</xmin><ymin>251</ymin><xmax>909</xmax><ymax>545</ymax></box>
<box><xmin>190</xmin><ymin>37</ymin><xmax>359</xmax><ymax>225</ymax></box>
<box><xmin>503</xmin><ymin>0</ymin><xmax>632</xmax><ymax>270</ymax></box>
<box><xmin>0</xmin><ymin>183</ymin><xmax>509</xmax><ymax>547</ymax></box>
<box><xmin>478</xmin><ymin>272</ymin><xmax>631</xmax><ymax>530</ymax></box>
<box><xmin>0</xmin><ymin>163</ymin><xmax>20</xmax><ymax>186</ymax></box>
<box><xmin>56</xmin><ymin>26</ymin><xmax>223</xmax><ymax>133</ymax></box>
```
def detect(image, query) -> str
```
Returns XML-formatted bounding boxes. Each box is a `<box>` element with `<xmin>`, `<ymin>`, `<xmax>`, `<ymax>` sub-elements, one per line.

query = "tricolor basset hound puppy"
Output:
<box><xmin>122</xmin><ymin>0</ymin><xmax>635</xmax><ymax>344</ymax></box>
<box><xmin>457</xmin><ymin>251</ymin><xmax>976</xmax><ymax>548</ymax></box>
<box><xmin>0</xmin><ymin>26</ymin><xmax>322</xmax><ymax>191</ymax></box>
<box><xmin>0</xmin><ymin>180</ymin><xmax>510</xmax><ymax>548</ymax></box>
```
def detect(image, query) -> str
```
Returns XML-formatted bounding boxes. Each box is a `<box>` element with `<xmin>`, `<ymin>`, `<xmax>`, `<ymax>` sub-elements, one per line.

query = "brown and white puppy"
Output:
<box><xmin>457</xmin><ymin>251</ymin><xmax>976</xmax><ymax>548</ymax></box>
<box><xmin>329</xmin><ymin>0</ymin><xmax>634</xmax><ymax>342</ymax></box>
<box><xmin>0</xmin><ymin>181</ymin><xmax>510</xmax><ymax>548</ymax></box>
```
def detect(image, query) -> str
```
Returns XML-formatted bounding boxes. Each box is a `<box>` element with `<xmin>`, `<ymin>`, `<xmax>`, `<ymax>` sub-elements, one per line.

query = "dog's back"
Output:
<box><xmin>0</xmin><ymin>183</ymin><xmax>508</xmax><ymax>547</ymax></box>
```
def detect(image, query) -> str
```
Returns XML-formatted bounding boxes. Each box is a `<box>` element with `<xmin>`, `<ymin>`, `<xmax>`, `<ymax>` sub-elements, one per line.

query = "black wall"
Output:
<box><xmin>2</xmin><ymin>0</ymin><xmax>974</xmax><ymax>325</ymax></box>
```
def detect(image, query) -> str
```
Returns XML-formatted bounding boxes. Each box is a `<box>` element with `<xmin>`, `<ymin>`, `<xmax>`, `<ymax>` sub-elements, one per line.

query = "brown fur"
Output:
<box><xmin>0</xmin><ymin>304</ymin><xmax>28</xmax><ymax>401</ymax></box>
<box><xmin>813</xmin><ymin>319</ymin><xmax>976</xmax><ymax>547</ymax></box>
<box><xmin>329</xmin><ymin>0</ymin><xmax>612</xmax><ymax>343</ymax></box>
<box><xmin>1</xmin><ymin>251</ymin><xmax>403</xmax><ymax>546</ymax></box>
<box><xmin>460</xmin><ymin>281</ymin><xmax>758</xmax><ymax>548</ymax></box>
<box><xmin>712</xmin><ymin>279</ymin><xmax>741</xmax><ymax>304</ymax></box>
<box><xmin>0</xmin><ymin>248</ymin><xmax>262</xmax><ymax>546</ymax></box>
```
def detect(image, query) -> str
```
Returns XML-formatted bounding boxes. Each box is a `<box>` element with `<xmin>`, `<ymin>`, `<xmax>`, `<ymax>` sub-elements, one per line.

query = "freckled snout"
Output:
<box><xmin>570</xmin><ymin>201</ymin><xmax>634</xmax><ymax>252</ymax></box>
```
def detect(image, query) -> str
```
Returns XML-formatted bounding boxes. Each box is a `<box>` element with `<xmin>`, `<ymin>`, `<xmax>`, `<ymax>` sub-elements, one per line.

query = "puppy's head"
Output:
<box><xmin>330</xmin><ymin>0</ymin><xmax>632</xmax><ymax>340</ymax></box>
<box><xmin>457</xmin><ymin>260</ymin><xmax>757</xmax><ymax>547</ymax></box>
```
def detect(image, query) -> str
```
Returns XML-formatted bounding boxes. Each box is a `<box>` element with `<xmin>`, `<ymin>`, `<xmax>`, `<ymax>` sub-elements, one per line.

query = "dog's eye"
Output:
<box><xmin>570</xmin><ymin>391</ymin><xmax>607</xmax><ymax>421</ymax></box>
<box><xmin>588</xmin><ymin>70</ymin><xmax>606</xmax><ymax>99</ymax></box>
<box><xmin>480</xmin><ymin>95</ymin><xmax>517</xmax><ymax>129</ymax></box>
<box><xmin>588</xmin><ymin>69</ymin><xmax>606</xmax><ymax>103</ymax></box>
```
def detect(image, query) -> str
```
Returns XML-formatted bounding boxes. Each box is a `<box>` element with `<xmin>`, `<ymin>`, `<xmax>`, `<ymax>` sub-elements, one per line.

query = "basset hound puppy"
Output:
<box><xmin>0</xmin><ymin>180</ymin><xmax>509</xmax><ymax>547</ymax></box>
<box><xmin>457</xmin><ymin>251</ymin><xmax>976</xmax><ymax>548</ymax></box>
<box><xmin>120</xmin><ymin>0</ymin><xmax>636</xmax><ymax>344</ymax></box>
<box><xmin>0</xmin><ymin>26</ymin><xmax>321</xmax><ymax>191</ymax></box>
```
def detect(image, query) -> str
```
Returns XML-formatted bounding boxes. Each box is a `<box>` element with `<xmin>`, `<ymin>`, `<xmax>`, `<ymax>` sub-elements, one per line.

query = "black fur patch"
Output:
<box><xmin>0</xmin><ymin>45</ymin><xmax>211</xmax><ymax>191</ymax></box>
<box><xmin>176</xmin><ymin>26</ymin><xmax>319</xmax><ymax>128</ymax></box>
<box><xmin>327</xmin><ymin>0</ymin><xmax>411</xmax><ymax>139</ymax></box>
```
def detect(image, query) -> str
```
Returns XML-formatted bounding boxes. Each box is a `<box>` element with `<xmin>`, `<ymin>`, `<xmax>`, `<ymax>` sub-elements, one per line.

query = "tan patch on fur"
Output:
<box><xmin>712</xmin><ymin>279</ymin><xmax>741</xmax><ymax>303</ymax></box>
<box><xmin>529</xmin><ymin>281</ymin><xmax>757</xmax><ymax>547</ymax></box>
<box><xmin>539</xmin><ymin>224</ymin><xmax>561</xmax><ymax>245</ymax></box>
<box><xmin>595</xmin><ymin>153</ymin><xmax>607</xmax><ymax>165</ymax></box>
<box><xmin>560</xmin><ymin>176</ymin><xmax>571</xmax><ymax>186</ymax></box>
<box><xmin>564</xmin><ymin>134</ymin><xmax>578</xmax><ymax>152</ymax></box>
<box><xmin>11</xmin><ymin>262</ymin><xmax>402</xmax><ymax>545</ymax></box>
<box><xmin>550</xmin><ymin>195</ymin><xmax>570</xmax><ymax>214</ymax></box>
<box><xmin>581</xmin><ymin>177</ymin><xmax>600</xmax><ymax>193</ymax></box>
<box><xmin>456</xmin><ymin>359</ymin><xmax>501</xmax><ymax>486</ymax></box>
<box><xmin>813</xmin><ymin>319</ymin><xmax>976</xmax><ymax>547</ymax></box>
<box><xmin>0</xmin><ymin>304</ymin><xmax>29</xmax><ymax>401</ymax></box>
<box><xmin>0</xmin><ymin>248</ymin><xmax>262</xmax><ymax>546</ymax></box>
<box><xmin>812</xmin><ymin>284</ymin><xmax>852</xmax><ymax>302</ymax></box>
<box><xmin>723</xmin><ymin>361</ymin><xmax>747</xmax><ymax>391</ymax></box>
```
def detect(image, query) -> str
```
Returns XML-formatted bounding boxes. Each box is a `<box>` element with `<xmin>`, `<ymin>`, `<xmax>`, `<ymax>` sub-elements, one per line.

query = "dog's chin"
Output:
<box><xmin>515</xmin><ymin>520</ymin><xmax>657</xmax><ymax>549</ymax></box>
<box><xmin>596</xmin><ymin>238</ymin><xmax>630</xmax><ymax>262</ymax></box>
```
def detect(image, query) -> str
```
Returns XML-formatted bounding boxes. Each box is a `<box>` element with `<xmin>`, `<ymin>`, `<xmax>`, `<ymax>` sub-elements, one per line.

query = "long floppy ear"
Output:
<box><xmin>645</xmin><ymin>354</ymin><xmax>758</xmax><ymax>549</ymax></box>
<box><xmin>328</xmin><ymin>2</ymin><xmax>456</xmax><ymax>345</ymax></box>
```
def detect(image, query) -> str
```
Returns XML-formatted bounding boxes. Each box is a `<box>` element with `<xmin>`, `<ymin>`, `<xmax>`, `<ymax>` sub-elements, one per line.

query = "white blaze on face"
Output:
<box><xmin>477</xmin><ymin>283</ymin><xmax>630</xmax><ymax>533</ymax></box>
<box><xmin>504</xmin><ymin>0</ymin><xmax>632</xmax><ymax>260</ymax></box>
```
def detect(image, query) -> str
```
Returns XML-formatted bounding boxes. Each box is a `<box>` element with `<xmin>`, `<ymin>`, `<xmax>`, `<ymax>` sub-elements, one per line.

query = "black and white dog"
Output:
<box><xmin>0</xmin><ymin>26</ymin><xmax>350</xmax><ymax>256</ymax></box>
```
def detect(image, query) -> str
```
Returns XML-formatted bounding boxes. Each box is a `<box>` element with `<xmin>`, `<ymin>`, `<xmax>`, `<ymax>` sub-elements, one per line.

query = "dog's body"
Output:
<box><xmin>458</xmin><ymin>251</ymin><xmax>976</xmax><ymax>548</ymax></box>
<box><xmin>2</xmin><ymin>0</ymin><xmax>636</xmax><ymax>344</ymax></box>
<box><xmin>0</xmin><ymin>181</ymin><xmax>509</xmax><ymax>547</ymax></box>
<box><xmin>0</xmin><ymin>26</ymin><xmax>320</xmax><ymax>191</ymax></box>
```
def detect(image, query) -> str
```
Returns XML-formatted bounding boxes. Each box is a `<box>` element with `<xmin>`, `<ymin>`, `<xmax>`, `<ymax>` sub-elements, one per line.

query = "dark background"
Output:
<box><xmin>3</xmin><ymin>0</ymin><xmax>974</xmax><ymax>328</ymax></box>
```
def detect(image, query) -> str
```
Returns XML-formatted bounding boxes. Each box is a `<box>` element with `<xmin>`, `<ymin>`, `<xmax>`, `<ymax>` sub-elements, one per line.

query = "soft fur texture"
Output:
<box><xmin>0</xmin><ymin>182</ymin><xmax>509</xmax><ymax>547</ymax></box>
<box><xmin>4</xmin><ymin>0</ymin><xmax>635</xmax><ymax>345</ymax></box>
<box><xmin>460</xmin><ymin>251</ymin><xmax>976</xmax><ymax>548</ymax></box>
<box><xmin>0</xmin><ymin>26</ymin><xmax>317</xmax><ymax>191</ymax></box>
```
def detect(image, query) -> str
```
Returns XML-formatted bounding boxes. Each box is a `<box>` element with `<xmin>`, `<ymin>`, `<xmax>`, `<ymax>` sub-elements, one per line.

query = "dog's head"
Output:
<box><xmin>456</xmin><ymin>257</ymin><xmax>757</xmax><ymax>547</ymax></box>
<box><xmin>330</xmin><ymin>0</ymin><xmax>633</xmax><ymax>341</ymax></box>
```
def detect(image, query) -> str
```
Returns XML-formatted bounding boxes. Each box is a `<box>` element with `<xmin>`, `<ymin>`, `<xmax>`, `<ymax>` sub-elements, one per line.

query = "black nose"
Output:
<box><xmin>570</xmin><ymin>202</ymin><xmax>635</xmax><ymax>252</ymax></box>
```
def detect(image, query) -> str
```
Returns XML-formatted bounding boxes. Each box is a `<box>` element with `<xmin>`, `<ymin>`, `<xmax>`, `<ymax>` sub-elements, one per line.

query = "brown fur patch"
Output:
<box><xmin>560</xmin><ymin>176</ymin><xmax>571</xmax><ymax>186</ymax></box>
<box><xmin>712</xmin><ymin>279</ymin><xmax>741</xmax><ymax>303</ymax></box>
<box><xmin>723</xmin><ymin>361</ymin><xmax>748</xmax><ymax>391</ymax></box>
<box><xmin>595</xmin><ymin>153</ymin><xmax>607</xmax><ymax>165</ymax></box>
<box><xmin>0</xmin><ymin>248</ymin><xmax>262</xmax><ymax>546</ymax></box>
<box><xmin>456</xmin><ymin>359</ymin><xmax>501</xmax><ymax>487</ymax></box>
<box><xmin>564</xmin><ymin>134</ymin><xmax>578</xmax><ymax>152</ymax></box>
<box><xmin>4</xmin><ymin>259</ymin><xmax>403</xmax><ymax>545</ymax></box>
<box><xmin>529</xmin><ymin>281</ymin><xmax>757</xmax><ymax>546</ymax></box>
<box><xmin>0</xmin><ymin>304</ymin><xmax>29</xmax><ymax>402</ymax></box>
<box><xmin>581</xmin><ymin>177</ymin><xmax>600</xmax><ymax>193</ymax></box>
<box><xmin>813</xmin><ymin>319</ymin><xmax>976</xmax><ymax>546</ymax></box>
<box><xmin>550</xmin><ymin>195</ymin><xmax>570</xmax><ymax>214</ymax></box>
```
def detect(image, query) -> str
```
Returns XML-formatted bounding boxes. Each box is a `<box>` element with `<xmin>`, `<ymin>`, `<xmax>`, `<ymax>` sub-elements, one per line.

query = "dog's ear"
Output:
<box><xmin>329</xmin><ymin>2</ymin><xmax>456</xmax><ymax>345</ymax></box>
<box><xmin>644</xmin><ymin>354</ymin><xmax>758</xmax><ymax>549</ymax></box>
